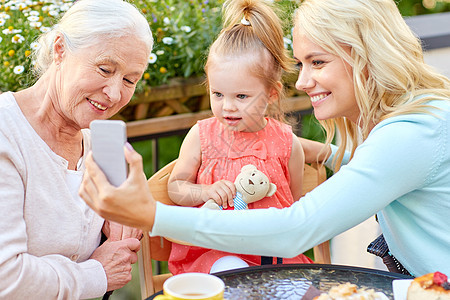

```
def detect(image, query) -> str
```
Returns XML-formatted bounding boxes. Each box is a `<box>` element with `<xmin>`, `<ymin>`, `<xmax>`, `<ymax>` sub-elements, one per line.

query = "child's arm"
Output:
<box><xmin>298</xmin><ymin>137</ymin><xmax>331</xmax><ymax>164</ymax></box>
<box><xmin>289</xmin><ymin>133</ymin><xmax>305</xmax><ymax>201</ymax></box>
<box><xmin>167</xmin><ymin>124</ymin><xmax>236</xmax><ymax>208</ymax></box>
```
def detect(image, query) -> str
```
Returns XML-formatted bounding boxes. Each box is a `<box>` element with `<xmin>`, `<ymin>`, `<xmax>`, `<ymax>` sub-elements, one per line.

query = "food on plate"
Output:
<box><xmin>314</xmin><ymin>282</ymin><xmax>388</xmax><ymax>300</ymax></box>
<box><xmin>407</xmin><ymin>271</ymin><xmax>450</xmax><ymax>300</ymax></box>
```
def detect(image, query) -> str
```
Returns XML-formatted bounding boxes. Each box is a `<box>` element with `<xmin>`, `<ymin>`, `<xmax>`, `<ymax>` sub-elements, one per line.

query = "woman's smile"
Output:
<box><xmin>87</xmin><ymin>98</ymin><xmax>108</xmax><ymax>111</ymax></box>
<box><xmin>309</xmin><ymin>92</ymin><xmax>331</xmax><ymax>107</ymax></box>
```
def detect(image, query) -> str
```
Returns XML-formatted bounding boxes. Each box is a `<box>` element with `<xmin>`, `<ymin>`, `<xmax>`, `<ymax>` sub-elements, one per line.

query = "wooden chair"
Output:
<box><xmin>138</xmin><ymin>160</ymin><xmax>330</xmax><ymax>299</ymax></box>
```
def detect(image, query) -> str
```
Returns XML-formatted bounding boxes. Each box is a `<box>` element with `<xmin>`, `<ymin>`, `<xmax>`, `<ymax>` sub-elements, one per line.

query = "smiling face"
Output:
<box><xmin>207</xmin><ymin>55</ymin><xmax>277</xmax><ymax>132</ymax></box>
<box><xmin>292</xmin><ymin>27</ymin><xmax>360</xmax><ymax>123</ymax></box>
<box><xmin>54</xmin><ymin>34</ymin><xmax>149</xmax><ymax>129</ymax></box>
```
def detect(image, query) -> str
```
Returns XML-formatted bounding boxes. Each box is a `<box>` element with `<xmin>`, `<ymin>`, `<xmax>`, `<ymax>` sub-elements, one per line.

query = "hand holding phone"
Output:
<box><xmin>90</xmin><ymin>120</ymin><xmax>127</xmax><ymax>187</ymax></box>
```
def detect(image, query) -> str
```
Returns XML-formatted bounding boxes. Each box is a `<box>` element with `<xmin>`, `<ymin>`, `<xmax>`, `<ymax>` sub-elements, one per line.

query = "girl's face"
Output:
<box><xmin>207</xmin><ymin>56</ymin><xmax>278</xmax><ymax>132</ymax></box>
<box><xmin>54</xmin><ymin>35</ymin><xmax>149</xmax><ymax>129</ymax></box>
<box><xmin>293</xmin><ymin>27</ymin><xmax>360</xmax><ymax>123</ymax></box>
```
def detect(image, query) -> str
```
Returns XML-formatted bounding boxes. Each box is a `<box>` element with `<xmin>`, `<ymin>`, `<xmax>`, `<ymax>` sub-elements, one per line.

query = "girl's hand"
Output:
<box><xmin>204</xmin><ymin>180</ymin><xmax>236</xmax><ymax>209</ymax></box>
<box><xmin>80</xmin><ymin>144</ymin><xmax>156</xmax><ymax>232</ymax></box>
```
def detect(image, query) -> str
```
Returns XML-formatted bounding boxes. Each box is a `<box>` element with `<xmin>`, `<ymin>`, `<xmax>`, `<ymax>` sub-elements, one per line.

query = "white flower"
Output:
<box><xmin>11</xmin><ymin>34</ymin><xmax>25</xmax><ymax>44</ymax></box>
<box><xmin>47</xmin><ymin>4</ymin><xmax>59</xmax><ymax>12</ymax></box>
<box><xmin>29</xmin><ymin>21</ymin><xmax>42</xmax><ymax>28</ymax></box>
<box><xmin>30</xmin><ymin>41</ymin><xmax>41</xmax><ymax>50</ymax></box>
<box><xmin>283</xmin><ymin>37</ymin><xmax>292</xmax><ymax>45</ymax></box>
<box><xmin>156</xmin><ymin>50</ymin><xmax>165</xmax><ymax>56</ymax></box>
<box><xmin>60</xmin><ymin>3</ymin><xmax>72</xmax><ymax>11</ymax></box>
<box><xmin>148</xmin><ymin>53</ymin><xmax>157</xmax><ymax>64</ymax></box>
<box><xmin>283</xmin><ymin>37</ymin><xmax>292</xmax><ymax>49</ymax></box>
<box><xmin>48</xmin><ymin>10</ymin><xmax>59</xmax><ymax>17</ymax></box>
<box><xmin>0</xmin><ymin>12</ymin><xmax>11</xmax><ymax>19</ymax></box>
<box><xmin>29</xmin><ymin>10</ymin><xmax>40</xmax><ymax>16</ymax></box>
<box><xmin>40</xmin><ymin>26</ymin><xmax>51</xmax><ymax>33</ymax></box>
<box><xmin>2</xmin><ymin>28</ymin><xmax>11</xmax><ymax>34</ymax></box>
<box><xmin>0</xmin><ymin>19</ymin><xmax>5</xmax><ymax>26</ymax></box>
<box><xmin>162</xmin><ymin>37</ymin><xmax>174</xmax><ymax>45</ymax></box>
<box><xmin>2</xmin><ymin>28</ymin><xmax>23</xmax><ymax>35</ymax></box>
<box><xmin>0</xmin><ymin>36</ymin><xmax>2</xmax><ymax>43</ymax></box>
<box><xmin>13</xmin><ymin>66</ymin><xmax>25</xmax><ymax>74</ymax></box>
<box><xmin>27</xmin><ymin>15</ymin><xmax>39</xmax><ymax>22</ymax></box>
<box><xmin>163</xmin><ymin>17</ymin><xmax>170</xmax><ymax>25</ymax></box>
<box><xmin>180</xmin><ymin>26</ymin><xmax>192</xmax><ymax>33</ymax></box>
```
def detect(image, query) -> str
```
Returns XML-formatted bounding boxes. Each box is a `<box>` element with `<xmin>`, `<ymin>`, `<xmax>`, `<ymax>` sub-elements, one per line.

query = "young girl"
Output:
<box><xmin>166</xmin><ymin>0</ymin><xmax>311</xmax><ymax>274</ymax></box>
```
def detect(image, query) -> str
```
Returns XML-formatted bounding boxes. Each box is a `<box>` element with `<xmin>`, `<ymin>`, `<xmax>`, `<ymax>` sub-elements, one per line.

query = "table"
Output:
<box><xmin>146</xmin><ymin>264</ymin><xmax>412</xmax><ymax>299</ymax></box>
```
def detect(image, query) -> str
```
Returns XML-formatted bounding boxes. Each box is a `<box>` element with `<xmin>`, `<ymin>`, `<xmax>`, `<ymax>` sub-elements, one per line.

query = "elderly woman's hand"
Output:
<box><xmin>80</xmin><ymin>144</ymin><xmax>156</xmax><ymax>232</ymax></box>
<box><xmin>90</xmin><ymin>237</ymin><xmax>140</xmax><ymax>291</ymax></box>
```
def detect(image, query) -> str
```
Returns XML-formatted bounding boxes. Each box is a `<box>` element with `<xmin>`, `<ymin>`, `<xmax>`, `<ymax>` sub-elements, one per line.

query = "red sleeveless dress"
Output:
<box><xmin>168</xmin><ymin>117</ymin><xmax>313</xmax><ymax>274</ymax></box>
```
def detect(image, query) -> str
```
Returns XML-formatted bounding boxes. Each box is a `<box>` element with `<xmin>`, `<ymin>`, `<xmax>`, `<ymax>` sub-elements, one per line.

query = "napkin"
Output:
<box><xmin>302</xmin><ymin>285</ymin><xmax>322</xmax><ymax>300</ymax></box>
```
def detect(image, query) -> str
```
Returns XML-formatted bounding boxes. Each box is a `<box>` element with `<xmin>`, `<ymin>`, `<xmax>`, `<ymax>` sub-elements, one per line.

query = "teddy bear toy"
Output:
<box><xmin>202</xmin><ymin>164</ymin><xmax>277</xmax><ymax>210</ymax></box>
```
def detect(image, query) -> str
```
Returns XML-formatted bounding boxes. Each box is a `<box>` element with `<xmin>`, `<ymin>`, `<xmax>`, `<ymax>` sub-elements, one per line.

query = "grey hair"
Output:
<box><xmin>33</xmin><ymin>0</ymin><xmax>153</xmax><ymax>76</ymax></box>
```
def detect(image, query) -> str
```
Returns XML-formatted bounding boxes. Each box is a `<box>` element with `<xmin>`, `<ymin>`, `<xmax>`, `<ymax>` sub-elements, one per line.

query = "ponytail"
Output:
<box><xmin>222</xmin><ymin>0</ymin><xmax>293</xmax><ymax>73</ymax></box>
<box><xmin>205</xmin><ymin>0</ymin><xmax>294</xmax><ymax>121</ymax></box>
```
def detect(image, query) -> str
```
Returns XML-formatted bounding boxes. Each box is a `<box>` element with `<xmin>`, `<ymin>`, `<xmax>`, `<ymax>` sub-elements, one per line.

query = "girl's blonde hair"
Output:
<box><xmin>295</xmin><ymin>0</ymin><xmax>450</xmax><ymax>170</ymax></box>
<box><xmin>205</xmin><ymin>0</ymin><xmax>294</xmax><ymax>121</ymax></box>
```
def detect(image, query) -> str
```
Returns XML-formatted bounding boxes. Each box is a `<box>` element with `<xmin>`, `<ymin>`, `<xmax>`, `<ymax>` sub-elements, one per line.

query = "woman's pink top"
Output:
<box><xmin>168</xmin><ymin>117</ymin><xmax>313</xmax><ymax>274</ymax></box>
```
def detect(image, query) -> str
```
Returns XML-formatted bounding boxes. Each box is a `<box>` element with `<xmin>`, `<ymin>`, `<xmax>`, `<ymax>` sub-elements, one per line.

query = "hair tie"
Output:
<box><xmin>241</xmin><ymin>17</ymin><xmax>251</xmax><ymax>26</ymax></box>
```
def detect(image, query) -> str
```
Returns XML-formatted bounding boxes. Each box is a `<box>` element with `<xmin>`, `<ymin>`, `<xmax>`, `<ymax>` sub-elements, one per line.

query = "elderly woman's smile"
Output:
<box><xmin>56</xmin><ymin>34</ymin><xmax>149</xmax><ymax>128</ymax></box>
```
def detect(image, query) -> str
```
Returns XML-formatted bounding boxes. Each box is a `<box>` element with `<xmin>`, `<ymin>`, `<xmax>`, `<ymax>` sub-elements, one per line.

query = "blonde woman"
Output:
<box><xmin>80</xmin><ymin>0</ymin><xmax>450</xmax><ymax>277</ymax></box>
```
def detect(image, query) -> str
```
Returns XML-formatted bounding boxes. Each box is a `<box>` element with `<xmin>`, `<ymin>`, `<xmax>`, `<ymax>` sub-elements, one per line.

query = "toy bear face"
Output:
<box><xmin>234</xmin><ymin>164</ymin><xmax>277</xmax><ymax>204</ymax></box>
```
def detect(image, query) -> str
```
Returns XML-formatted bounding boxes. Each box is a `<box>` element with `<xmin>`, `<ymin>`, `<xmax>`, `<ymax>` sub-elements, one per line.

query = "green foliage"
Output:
<box><xmin>300</xmin><ymin>114</ymin><xmax>326</xmax><ymax>143</ymax></box>
<box><xmin>397</xmin><ymin>0</ymin><xmax>450</xmax><ymax>16</ymax></box>
<box><xmin>0</xmin><ymin>0</ymin><xmax>299</xmax><ymax>94</ymax></box>
<box><xmin>131</xmin><ymin>135</ymin><xmax>184</xmax><ymax>178</ymax></box>
<box><xmin>0</xmin><ymin>0</ymin><xmax>72</xmax><ymax>92</ymax></box>
<box><xmin>3</xmin><ymin>0</ymin><xmax>447</xmax><ymax>94</ymax></box>
<box><xmin>134</xmin><ymin>0</ymin><xmax>223</xmax><ymax>95</ymax></box>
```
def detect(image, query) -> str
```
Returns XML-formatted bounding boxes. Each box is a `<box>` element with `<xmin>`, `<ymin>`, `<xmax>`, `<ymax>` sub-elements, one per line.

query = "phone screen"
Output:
<box><xmin>90</xmin><ymin>120</ymin><xmax>127</xmax><ymax>187</ymax></box>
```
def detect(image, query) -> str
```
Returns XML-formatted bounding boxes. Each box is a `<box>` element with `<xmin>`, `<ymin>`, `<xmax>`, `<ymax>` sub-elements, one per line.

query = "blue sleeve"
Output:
<box><xmin>151</xmin><ymin>111</ymin><xmax>442</xmax><ymax>258</ymax></box>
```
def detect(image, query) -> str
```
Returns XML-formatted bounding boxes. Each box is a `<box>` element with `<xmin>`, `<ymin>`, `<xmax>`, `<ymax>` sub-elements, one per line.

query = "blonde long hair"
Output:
<box><xmin>295</xmin><ymin>0</ymin><xmax>450</xmax><ymax>170</ymax></box>
<box><xmin>205</xmin><ymin>0</ymin><xmax>294</xmax><ymax>121</ymax></box>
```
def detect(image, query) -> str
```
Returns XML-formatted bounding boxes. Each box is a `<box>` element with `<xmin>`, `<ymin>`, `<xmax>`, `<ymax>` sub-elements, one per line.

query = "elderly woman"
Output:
<box><xmin>80</xmin><ymin>0</ymin><xmax>450</xmax><ymax>278</ymax></box>
<box><xmin>0</xmin><ymin>0</ymin><xmax>152</xmax><ymax>298</ymax></box>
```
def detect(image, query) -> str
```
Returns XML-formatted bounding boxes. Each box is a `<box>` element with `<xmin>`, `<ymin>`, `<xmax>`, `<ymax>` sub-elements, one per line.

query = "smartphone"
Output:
<box><xmin>90</xmin><ymin>120</ymin><xmax>127</xmax><ymax>187</ymax></box>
